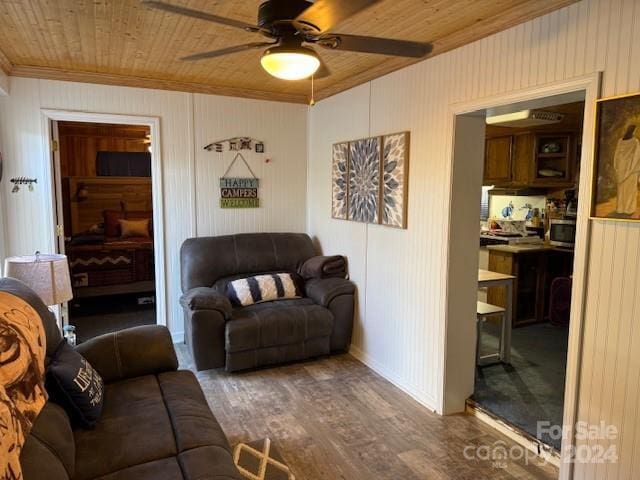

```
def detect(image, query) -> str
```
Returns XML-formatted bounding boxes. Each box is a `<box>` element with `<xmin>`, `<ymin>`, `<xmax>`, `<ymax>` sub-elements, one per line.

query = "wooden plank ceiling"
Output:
<box><xmin>0</xmin><ymin>0</ymin><xmax>578</xmax><ymax>104</ymax></box>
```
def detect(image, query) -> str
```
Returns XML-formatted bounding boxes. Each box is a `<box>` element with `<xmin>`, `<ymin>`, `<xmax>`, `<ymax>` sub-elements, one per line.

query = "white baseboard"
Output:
<box><xmin>349</xmin><ymin>344</ymin><xmax>439</xmax><ymax>414</ymax></box>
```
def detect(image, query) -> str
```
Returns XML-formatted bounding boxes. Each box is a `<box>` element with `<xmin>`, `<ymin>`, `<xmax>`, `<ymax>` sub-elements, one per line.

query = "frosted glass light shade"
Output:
<box><xmin>4</xmin><ymin>254</ymin><xmax>73</xmax><ymax>306</ymax></box>
<box><xmin>261</xmin><ymin>48</ymin><xmax>320</xmax><ymax>80</ymax></box>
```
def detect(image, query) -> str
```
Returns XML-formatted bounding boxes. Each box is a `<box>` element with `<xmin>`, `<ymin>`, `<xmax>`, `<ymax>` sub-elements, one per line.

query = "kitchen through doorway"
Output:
<box><xmin>473</xmin><ymin>97</ymin><xmax>585</xmax><ymax>453</ymax></box>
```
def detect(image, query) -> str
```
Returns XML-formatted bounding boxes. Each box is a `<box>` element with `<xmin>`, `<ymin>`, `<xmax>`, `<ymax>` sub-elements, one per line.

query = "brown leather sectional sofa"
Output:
<box><xmin>180</xmin><ymin>233</ymin><xmax>355</xmax><ymax>372</ymax></box>
<box><xmin>4</xmin><ymin>278</ymin><xmax>242</xmax><ymax>480</ymax></box>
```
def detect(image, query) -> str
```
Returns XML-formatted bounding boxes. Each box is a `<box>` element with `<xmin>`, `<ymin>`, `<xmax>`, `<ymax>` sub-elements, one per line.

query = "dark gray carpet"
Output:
<box><xmin>69</xmin><ymin>293</ymin><xmax>156</xmax><ymax>343</ymax></box>
<box><xmin>472</xmin><ymin>322</ymin><xmax>569</xmax><ymax>451</ymax></box>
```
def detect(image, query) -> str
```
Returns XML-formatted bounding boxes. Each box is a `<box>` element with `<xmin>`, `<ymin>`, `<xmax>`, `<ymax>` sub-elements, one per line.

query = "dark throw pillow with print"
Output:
<box><xmin>46</xmin><ymin>340</ymin><xmax>105</xmax><ymax>429</ymax></box>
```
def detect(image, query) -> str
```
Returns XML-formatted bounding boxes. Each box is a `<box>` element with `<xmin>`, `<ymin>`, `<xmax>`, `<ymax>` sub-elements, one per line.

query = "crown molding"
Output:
<box><xmin>9</xmin><ymin>65</ymin><xmax>310</xmax><ymax>104</ymax></box>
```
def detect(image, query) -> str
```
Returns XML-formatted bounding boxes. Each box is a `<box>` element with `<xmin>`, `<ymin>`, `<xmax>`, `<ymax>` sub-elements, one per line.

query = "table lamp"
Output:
<box><xmin>4</xmin><ymin>252</ymin><xmax>73</xmax><ymax>306</ymax></box>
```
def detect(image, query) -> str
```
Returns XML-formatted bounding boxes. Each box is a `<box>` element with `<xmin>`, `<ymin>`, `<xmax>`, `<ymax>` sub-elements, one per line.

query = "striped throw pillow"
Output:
<box><xmin>227</xmin><ymin>273</ymin><xmax>301</xmax><ymax>307</ymax></box>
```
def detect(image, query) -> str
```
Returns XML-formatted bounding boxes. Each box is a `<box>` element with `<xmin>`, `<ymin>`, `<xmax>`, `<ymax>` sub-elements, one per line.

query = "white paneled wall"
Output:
<box><xmin>194</xmin><ymin>94</ymin><xmax>307</xmax><ymax>236</ymax></box>
<box><xmin>308</xmin><ymin>0</ymin><xmax>640</xmax><ymax>478</ymax></box>
<box><xmin>2</xmin><ymin>0</ymin><xmax>640</xmax><ymax>478</ymax></box>
<box><xmin>0</xmin><ymin>79</ymin><xmax>307</xmax><ymax>339</ymax></box>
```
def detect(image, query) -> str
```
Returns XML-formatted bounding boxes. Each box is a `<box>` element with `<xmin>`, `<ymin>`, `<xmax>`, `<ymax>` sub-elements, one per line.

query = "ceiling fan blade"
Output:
<box><xmin>181</xmin><ymin>43</ymin><xmax>274</xmax><ymax>61</ymax></box>
<box><xmin>317</xmin><ymin>34</ymin><xmax>432</xmax><ymax>58</ymax></box>
<box><xmin>142</xmin><ymin>1</ymin><xmax>263</xmax><ymax>33</ymax></box>
<box><xmin>295</xmin><ymin>0</ymin><xmax>383</xmax><ymax>34</ymax></box>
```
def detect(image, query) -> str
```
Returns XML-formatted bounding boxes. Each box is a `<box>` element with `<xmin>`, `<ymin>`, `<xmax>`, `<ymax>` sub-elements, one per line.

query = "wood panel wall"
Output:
<box><xmin>58</xmin><ymin>121</ymin><xmax>150</xmax><ymax>177</ymax></box>
<box><xmin>309</xmin><ymin>1</ymin><xmax>640</xmax><ymax>479</ymax></box>
<box><xmin>67</xmin><ymin>177</ymin><xmax>152</xmax><ymax>235</ymax></box>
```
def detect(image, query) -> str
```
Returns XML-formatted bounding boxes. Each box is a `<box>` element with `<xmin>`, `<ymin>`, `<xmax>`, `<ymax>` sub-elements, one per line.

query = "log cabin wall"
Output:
<box><xmin>58</xmin><ymin>121</ymin><xmax>151</xmax><ymax>236</ymax></box>
<box><xmin>66</xmin><ymin>177</ymin><xmax>152</xmax><ymax>236</ymax></box>
<box><xmin>58</xmin><ymin>121</ymin><xmax>150</xmax><ymax>177</ymax></box>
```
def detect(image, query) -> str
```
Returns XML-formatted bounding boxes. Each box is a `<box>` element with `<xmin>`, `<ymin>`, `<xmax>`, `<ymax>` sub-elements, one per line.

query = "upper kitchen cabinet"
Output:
<box><xmin>483</xmin><ymin>132</ymin><xmax>537</xmax><ymax>187</ymax></box>
<box><xmin>483</xmin><ymin>131</ymin><xmax>578</xmax><ymax>188</ymax></box>
<box><xmin>483</xmin><ymin>101</ymin><xmax>584</xmax><ymax>189</ymax></box>
<box><xmin>484</xmin><ymin>135</ymin><xmax>513</xmax><ymax>185</ymax></box>
<box><xmin>530</xmin><ymin>133</ymin><xmax>578</xmax><ymax>187</ymax></box>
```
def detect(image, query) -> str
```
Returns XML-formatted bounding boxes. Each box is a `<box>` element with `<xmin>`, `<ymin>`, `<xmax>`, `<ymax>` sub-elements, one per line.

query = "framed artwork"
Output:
<box><xmin>349</xmin><ymin>137</ymin><xmax>381</xmax><ymax>223</ymax></box>
<box><xmin>380</xmin><ymin>132</ymin><xmax>410</xmax><ymax>228</ymax></box>
<box><xmin>331</xmin><ymin>142</ymin><xmax>349</xmax><ymax>219</ymax></box>
<box><xmin>592</xmin><ymin>92</ymin><xmax>640</xmax><ymax>220</ymax></box>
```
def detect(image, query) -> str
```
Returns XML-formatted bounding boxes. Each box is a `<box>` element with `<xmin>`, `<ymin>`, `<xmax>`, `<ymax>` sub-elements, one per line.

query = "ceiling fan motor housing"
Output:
<box><xmin>258</xmin><ymin>0</ymin><xmax>316</xmax><ymax>33</ymax></box>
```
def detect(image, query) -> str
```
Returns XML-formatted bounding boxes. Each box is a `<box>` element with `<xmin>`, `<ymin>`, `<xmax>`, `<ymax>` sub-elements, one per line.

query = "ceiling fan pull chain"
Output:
<box><xmin>310</xmin><ymin>75</ymin><xmax>315</xmax><ymax>107</ymax></box>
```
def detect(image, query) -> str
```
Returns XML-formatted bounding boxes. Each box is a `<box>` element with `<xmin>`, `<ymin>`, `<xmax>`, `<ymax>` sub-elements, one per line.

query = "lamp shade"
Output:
<box><xmin>4</xmin><ymin>254</ymin><xmax>73</xmax><ymax>306</ymax></box>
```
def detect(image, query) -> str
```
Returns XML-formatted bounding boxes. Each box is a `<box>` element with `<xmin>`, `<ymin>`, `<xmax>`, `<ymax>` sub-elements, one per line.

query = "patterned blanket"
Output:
<box><xmin>0</xmin><ymin>292</ymin><xmax>47</xmax><ymax>480</ymax></box>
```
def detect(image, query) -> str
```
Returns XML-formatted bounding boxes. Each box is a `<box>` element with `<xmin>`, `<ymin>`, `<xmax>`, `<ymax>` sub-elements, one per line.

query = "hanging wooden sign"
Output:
<box><xmin>219</xmin><ymin>154</ymin><xmax>260</xmax><ymax>209</ymax></box>
<box><xmin>220</xmin><ymin>177</ymin><xmax>259</xmax><ymax>208</ymax></box>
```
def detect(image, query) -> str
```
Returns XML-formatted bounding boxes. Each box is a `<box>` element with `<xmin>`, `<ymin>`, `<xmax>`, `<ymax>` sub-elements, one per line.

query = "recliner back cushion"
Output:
<box><xmin>180</xmin><ymin>233</ymin><xmax>316</xmax><ymax>292</ymax></box>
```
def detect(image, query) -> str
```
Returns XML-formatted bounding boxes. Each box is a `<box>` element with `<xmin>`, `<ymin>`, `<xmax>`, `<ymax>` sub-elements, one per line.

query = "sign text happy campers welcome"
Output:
<box><xmin>220</xmin><ymin>177</ymin><xmax>259</xmax><ymax>208</ymax></box>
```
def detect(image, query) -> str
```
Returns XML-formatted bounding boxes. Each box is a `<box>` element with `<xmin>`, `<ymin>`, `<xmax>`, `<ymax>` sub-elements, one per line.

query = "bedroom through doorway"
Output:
<box><xmin>53</xmin><ymin>120</ymin><xmax>157</xmax><ymax>343</ymax></box>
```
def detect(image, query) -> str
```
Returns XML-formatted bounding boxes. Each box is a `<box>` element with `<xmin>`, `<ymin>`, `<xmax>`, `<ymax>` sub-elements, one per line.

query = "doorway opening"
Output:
<box><xmin>444</xmin><ymin>74</ymin><xmax>601</xmax><ymax>474</ymax></box>
<box><xmin>52</xmin><ymin>120</ymin><xmax>158</xmax><ymax>342</ymax></box>
<box><xmin>473</xmin><ymin>98</ymin><xmax>585</xmax><ymax>452</ymax></box>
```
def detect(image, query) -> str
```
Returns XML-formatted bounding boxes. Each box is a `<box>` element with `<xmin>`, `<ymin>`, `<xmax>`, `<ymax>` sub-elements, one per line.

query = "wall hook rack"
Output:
<box><xmin>10</xmin><ymin>177</ymin><xmax>37</xmax><ymax>193</ymax></box>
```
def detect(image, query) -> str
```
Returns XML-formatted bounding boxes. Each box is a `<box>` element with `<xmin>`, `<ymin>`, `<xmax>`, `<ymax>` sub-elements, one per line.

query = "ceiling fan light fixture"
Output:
<box><xmin>261</xmin><ymin>45</ymin><xmax>320</xmax><ymax>80</ymax></box>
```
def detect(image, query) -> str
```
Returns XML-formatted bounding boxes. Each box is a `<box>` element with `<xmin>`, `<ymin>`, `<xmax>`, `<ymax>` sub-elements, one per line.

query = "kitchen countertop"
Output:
<box><xmin>486</xmin><ymin>244</ymin><xmax>574</xmax><ymax>254</ymax></box>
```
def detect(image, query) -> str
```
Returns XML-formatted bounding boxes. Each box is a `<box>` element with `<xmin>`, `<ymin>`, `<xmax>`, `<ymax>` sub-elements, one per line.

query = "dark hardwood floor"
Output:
<box><xmin>176</xmin><ymin>346</ymin><xmax>558</xmax><ymax>480</ymax></box>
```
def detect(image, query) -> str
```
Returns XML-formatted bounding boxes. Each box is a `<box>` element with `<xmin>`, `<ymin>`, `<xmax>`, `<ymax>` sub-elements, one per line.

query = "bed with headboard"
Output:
<box><xmin>64</xmin><ymin>176</ymin><xmax>155</xmax><ymax>298</ymax></box>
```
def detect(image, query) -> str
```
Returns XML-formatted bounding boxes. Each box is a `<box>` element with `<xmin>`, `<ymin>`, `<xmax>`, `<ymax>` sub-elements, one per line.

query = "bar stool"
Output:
<box><xmin>476</xmin><ymin>301</ymin><xmax>506</xmax><ymax>366</ymax></box>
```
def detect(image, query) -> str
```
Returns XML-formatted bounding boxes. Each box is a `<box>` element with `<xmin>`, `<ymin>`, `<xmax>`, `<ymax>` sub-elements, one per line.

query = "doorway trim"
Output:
<box><xmin>39</xmin><ymin>109</ymin><xmax>167</xmax><ymax>328</ymax></box>
<box><xmin>442</xmin><ymin>73</ymin><xmax>602</xmax><ymax>479</ymax></box>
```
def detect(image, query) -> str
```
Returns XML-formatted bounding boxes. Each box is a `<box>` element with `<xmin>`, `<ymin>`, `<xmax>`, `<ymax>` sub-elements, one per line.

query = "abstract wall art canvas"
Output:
<box><xmin>349</xmin><ymin>137</ymin><xmax>380</xmax><ymax>223</ymax></box>
<box><xmin>381</xmin><ymin>132</ymin><xmax>410</xmax><ymax>228</ymax></box>
<box><xmin>592</xmin><ymin>92</ymin><xmax>640</xmax><ymax>220</ymax></box>
<box><xmin>331</xmin><ymin>142</ymin><xmax>349</xmax><ymax>219</ymax></box>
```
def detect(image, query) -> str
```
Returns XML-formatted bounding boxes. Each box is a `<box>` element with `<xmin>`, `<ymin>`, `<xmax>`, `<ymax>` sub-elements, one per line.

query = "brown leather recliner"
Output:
<box><xmin>179</xmin><ymin>233</ymin><xmax>355</xmax><ymax>372</ymax></box>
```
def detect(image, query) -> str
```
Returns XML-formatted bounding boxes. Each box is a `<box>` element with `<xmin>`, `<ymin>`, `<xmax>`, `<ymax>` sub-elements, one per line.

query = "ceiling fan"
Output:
<box><xmin>142</xmin><ymin>0</ymin><xmax>433</xmax><ymax>81</ymax></box>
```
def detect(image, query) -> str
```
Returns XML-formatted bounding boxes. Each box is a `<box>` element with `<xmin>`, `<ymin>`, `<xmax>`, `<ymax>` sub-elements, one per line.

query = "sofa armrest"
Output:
<box><xmin>75</xmin><ymin>325</ymin><xmax>178</xmax><ymax>383</ymax></box>
<box><xmin>180</xmin><ymin>287</ymin><xmax>232</xmax><ymax>319</ymax></box>
<box><xmin>306</xmin><ymin>278</ymin><xmax>355</xmax><ymax>352</ymax></box>
<box><xmin>306</xmin><ymin>277</ymin><xmax>355</xmax><ymax>307</ymax></box>
<box><xmin>299</xmin><ymin>255</ymin><xmax>347</xmax><ymax>280</ymax></box>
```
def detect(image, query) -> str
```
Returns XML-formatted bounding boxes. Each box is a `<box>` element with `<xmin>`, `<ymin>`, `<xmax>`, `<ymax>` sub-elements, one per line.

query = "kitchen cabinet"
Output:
<box><xmin>511</xmin><ymin>134</ymin><xmax>534</xmax><ymax>186</ymax></box>
<box><xmin>484</xmin><ymin>136</ymin><xmax>513</xmax><ymax>185</ymax></box>
<box><xmin>483</xmin><ymin>131</ymin><xmax>578</xmax><ymax>188</ymax></box>
<box><xmin>530</xmin><ymin>133</ymin><xmax>577</xmax><ymax>187</ymax></box>
<box><xmin>486</xmin><ymin>246</ymin><xmax>574</xmax><ymax>326</ymax></box>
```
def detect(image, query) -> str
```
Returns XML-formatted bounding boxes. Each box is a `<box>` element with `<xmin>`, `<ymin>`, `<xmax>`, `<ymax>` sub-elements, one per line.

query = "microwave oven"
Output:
<box><xmin>549</xmin><ymin>219</ymin><xmax>576</xmax><ymax>248</ymax></box>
